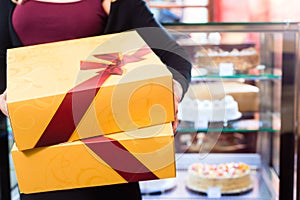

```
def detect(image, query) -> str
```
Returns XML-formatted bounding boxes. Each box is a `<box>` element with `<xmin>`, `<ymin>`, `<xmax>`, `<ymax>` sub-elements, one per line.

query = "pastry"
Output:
<box><xmin>186</xmin><ymin>162</ymin><xmax>253</xmax><ymax>194</ymax></box>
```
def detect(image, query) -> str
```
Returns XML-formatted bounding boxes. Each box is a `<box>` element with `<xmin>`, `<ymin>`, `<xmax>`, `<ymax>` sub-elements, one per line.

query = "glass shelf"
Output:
<box><xmin>192</xmin><ymin>73</ymin><xmax>281</xmax><ymax>80</ymax></box>
<box><xmin>177</xmin><ymin>112</ymin><xmax>280</xmax><ymax>133</ymax></box>
<box><xmin>177</xmin><ymin>126</ymin><xmax>280</xmax><ymax>133</ymax></box>
<box><xmin>163</xmin><ymin>22</ymin><xmax>300</xmax><ymax>32</ymax></box>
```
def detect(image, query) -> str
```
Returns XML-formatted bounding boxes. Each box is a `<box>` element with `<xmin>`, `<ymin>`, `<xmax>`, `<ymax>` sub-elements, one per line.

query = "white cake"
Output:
<box><xmin>186</xmin><ymin>82</ymin><xmax>259</xmax><ymax>112</ymax></box>
<box><xmin>178</xmin><ymin>95</ymin><xmax>241</xmax><ymax>123</ymax></box>
<box><xmin>186</xmin><ymin>162</ymin><xmax>253</xmax><ymax>194</ymax></box>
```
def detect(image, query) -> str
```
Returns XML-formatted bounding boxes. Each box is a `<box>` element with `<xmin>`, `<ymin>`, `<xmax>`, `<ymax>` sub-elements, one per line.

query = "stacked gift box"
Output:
<box><xmin>7</xmin><ymin>31</ymin><xmax>176</xmax><ymax>194</ymax></box>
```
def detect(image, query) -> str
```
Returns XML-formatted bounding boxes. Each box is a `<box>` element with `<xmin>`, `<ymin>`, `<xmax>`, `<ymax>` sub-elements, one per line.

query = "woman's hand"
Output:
<box><xmin>172</xmin><ymin>80</ymin><xmax>183</xmax><ymax>134</ymax></box>
<box><xmin>0</xmin><ymin>90</ymin><xmax>8</xmax><ymax>117</ymax></box>
<box><xmin>102</xmin><ymin>0</ymin><xmax>117</xmax><ymax>15</ymax></box>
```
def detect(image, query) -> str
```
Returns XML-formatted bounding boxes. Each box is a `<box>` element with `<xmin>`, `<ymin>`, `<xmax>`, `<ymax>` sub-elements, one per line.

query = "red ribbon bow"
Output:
<box><xmin>35</xmin><ymin>46</ymin><xmax>152</xmax><ymax>148</ymax></box>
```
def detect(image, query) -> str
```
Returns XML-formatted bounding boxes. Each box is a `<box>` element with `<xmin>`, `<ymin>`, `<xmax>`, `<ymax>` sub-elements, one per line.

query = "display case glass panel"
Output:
<box><xmin>141</xmin><ymin>22</ymin><xmax>299</xmax><ymax>200</ymax></box>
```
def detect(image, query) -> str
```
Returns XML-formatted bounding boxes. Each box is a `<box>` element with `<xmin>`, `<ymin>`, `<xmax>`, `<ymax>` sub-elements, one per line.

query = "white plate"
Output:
<box><xmin>139</xmin><ymin>178</ymin><xmax>177</xmax><ymax>194</ymax></box>
<box><xmin>186</xmin><ymin>181</ymin><xmax>253</xmax><ymax>195</ymax></box>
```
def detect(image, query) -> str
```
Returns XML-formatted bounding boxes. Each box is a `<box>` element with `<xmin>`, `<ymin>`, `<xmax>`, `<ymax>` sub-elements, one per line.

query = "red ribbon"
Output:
<box><xmin>82</xmin><ymin>135</ymin><xmax>159</xmax><ymax>182</ymax></box>
<box><xmin>35</xmin><ymin>46</ymin><xmax>152</xmax><ymax>148</ymax></box>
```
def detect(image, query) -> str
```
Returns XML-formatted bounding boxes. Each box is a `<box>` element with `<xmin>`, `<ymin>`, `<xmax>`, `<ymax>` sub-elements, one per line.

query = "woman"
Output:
<box><xmin>0</xmin><ymin>0</ymin><xmax>191</xmax><ymax>199</ymax></box>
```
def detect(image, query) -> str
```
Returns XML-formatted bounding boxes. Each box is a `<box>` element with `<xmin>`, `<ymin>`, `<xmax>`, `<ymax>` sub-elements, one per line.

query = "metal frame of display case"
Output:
<box><xmin>0</xmin><ymin>42</ymin><xmax>11</xmax><ymax>199</ymax></box>
<box><xmin>297</xmin><ymin>37</ymin><xmax>300</xmax><ymax>200</ymax></box>
<box><xmin>0</xmin><ymin>113</ymin><xmax>11</xmax><ymax>199</ymax></box>
<box><xmin>159</xmin><ymin>22</ymin><xmax>300</xmax><ymax>200</ymax></box>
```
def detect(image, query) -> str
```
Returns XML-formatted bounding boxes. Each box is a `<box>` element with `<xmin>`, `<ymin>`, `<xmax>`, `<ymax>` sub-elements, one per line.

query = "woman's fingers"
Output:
<box><xmin>0</xmin><ymin>90</ymin><xmax>9</xmax><ymax>117</ymax></box>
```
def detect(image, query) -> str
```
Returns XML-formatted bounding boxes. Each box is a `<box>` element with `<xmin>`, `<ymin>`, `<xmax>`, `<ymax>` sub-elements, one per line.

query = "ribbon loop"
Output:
<box><xmin>35</xmin><ymin>46</ymin><xmax>152</xmax><ymax>148</ymax></box>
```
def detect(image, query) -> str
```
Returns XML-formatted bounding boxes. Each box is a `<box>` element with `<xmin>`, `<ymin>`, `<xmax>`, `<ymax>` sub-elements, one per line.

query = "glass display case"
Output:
<box><xmin>141</xmin><ymin>22</ymin><xmax>300</xmax><ymax>200</ymax></box>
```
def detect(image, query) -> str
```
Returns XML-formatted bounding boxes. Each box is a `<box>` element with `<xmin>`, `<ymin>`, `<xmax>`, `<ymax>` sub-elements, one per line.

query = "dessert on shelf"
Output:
<box><xmin>186</xmin><ymin>162</ymin><xmax>253</xmax><ymax>194</ymax></box>
<box><xmin>182</xmin><ymin>132</ymin><xmax>248</xmax><ymax>153</ymax></box>
<box><xmin>185</xmin><ymin>81</ymin><xmax>259</xmax><ymax>113</ymax></box>
<box><xmin>178</xmin><ymin>95</ymin><xmax>241</xmax><ymax>123</ymax></box>
<box><xmin>196</xmin><ymin>47</ymin><xmax>260</xmax><ymax>73</ymax></box>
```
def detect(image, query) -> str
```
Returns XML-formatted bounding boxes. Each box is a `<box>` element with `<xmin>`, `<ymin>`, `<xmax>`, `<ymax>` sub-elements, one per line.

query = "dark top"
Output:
<box><xmin>12</xmin><ymin>0</ymin><xmax>108</xmax><ymax>46</ymax></box>
<box><xmin>0</xmin><ymin>0</ymin><xmax>191</xmax><ymax>94</ymax></box>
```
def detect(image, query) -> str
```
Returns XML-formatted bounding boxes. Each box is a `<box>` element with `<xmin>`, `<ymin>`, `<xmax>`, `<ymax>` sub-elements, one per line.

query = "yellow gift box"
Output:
<box><xmin>7</xmin><ymin>31</ymin><xmax>174</xmax><ymax>150</ymax></box>
<box><xmin>11</xmin><ymin>123</ymin><xmax>176</xmax><ymax>194</ymax></box>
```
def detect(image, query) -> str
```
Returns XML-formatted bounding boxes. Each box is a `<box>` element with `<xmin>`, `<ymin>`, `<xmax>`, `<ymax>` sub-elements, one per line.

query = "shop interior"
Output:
<box><xmin>1</xmin><ymin>0</ymin><xmax>300</xmax><ymax>200</ymax></box>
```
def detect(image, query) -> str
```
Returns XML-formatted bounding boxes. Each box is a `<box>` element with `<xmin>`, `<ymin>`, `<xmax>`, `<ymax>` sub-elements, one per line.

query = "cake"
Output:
<box><xmin>185</xmin><ymin>82</ymin><xmax>259</xmax><ymax>112</ymax></box>
<box><xmin>184</xmin><ymin>132</ymin><xmax>248</xmax><ymax>153</ymax></box>
<box><xmin>196</xmin><ymin>47</ymin><xmax>260</xmax><ymax>72</ymax></box>
<box><xmin>178</xmin><ymin>95</ymin><xmax>241</xmax><ymax>123</ymax></box>
<box><xmin>186</xmin><ymin>162</ymin><xmax>253</xmax><ymax>194</ymax></box>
